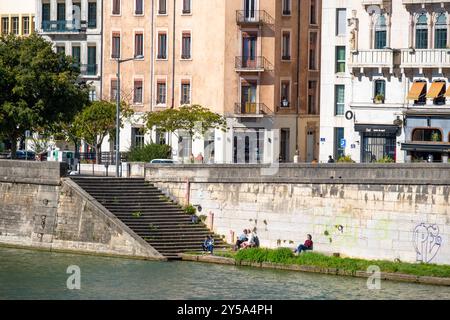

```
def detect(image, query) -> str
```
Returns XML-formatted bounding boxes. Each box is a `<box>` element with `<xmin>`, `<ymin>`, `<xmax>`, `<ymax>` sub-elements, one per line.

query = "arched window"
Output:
<box><xmin>412</xmin><ymin>128</ymin><xmax>443</xmax><ymax>142</ymax></box>
<box><xmin>416</xmin><ymin>13</ymin><xmax>428</xmax><ymax>49</ymax></box>
<box><xmin>435</xmin><ymin>12</ymin><xmax>447</xmax><ymax>49</ymax></box>
<box><xmin>375</xmin><ymin>15</ymin><xmax>387</xmax><ymax>49</ymax></box>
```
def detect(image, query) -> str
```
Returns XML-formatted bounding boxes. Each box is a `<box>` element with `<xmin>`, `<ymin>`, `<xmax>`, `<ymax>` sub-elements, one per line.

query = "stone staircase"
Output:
<box><xmin>70</xmin><ymin>177</ymin><xmax>227</xmax><ymax>260</ymax></box>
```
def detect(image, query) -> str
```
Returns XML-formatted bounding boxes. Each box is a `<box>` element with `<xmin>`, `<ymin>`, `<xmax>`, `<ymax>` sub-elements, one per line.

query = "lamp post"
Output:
<box><xmin>115</xmin><ymin>55</ymin><xmax>144</xmax><ymax>177</ymax></box>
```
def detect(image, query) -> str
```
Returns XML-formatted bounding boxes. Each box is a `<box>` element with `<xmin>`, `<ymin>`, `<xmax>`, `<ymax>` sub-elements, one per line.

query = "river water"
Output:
<box><xmin>0</xmin><ymin>247</ymin><xmax>449</xmax><ymax>300</ymax></box>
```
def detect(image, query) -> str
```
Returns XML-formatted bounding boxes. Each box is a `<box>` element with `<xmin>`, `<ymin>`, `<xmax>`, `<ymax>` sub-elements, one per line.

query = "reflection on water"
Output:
<box><xmin>0</xmin><ymin>247</ymin><xmax>449</xmax><ymax>300</ymax></box>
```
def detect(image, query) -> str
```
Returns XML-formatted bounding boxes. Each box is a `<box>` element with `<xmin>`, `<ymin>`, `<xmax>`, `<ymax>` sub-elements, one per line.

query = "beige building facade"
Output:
<box><xmin>102</xmin><ymin>0</ymin><xmax>321</xmax><ymax>164</ymax></box>
<box><xmin>0</xmin><ymin>0</ymin><xmax>35</xmax><ymax>36</ymax></box>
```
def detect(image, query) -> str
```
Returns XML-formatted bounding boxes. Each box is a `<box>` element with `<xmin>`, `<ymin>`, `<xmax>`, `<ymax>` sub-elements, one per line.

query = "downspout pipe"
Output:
<box><xmin>150</xmin><ymin>0</ymin><xmax>154</xmax><ymax>111</ymax></box>
<box><xmin>295</xmin><ymin>0</ymin><xmax>301</xmax><ymax>155</ymax></box>
<box><xmin>99</xmin><ymin>0</ymin><xmax>103</xmax><ymax>99</ymax></box>
<box><xmin>171</xmin><ymin>0</ymin><xmax>176</xmax><ymax>109</ymax></box>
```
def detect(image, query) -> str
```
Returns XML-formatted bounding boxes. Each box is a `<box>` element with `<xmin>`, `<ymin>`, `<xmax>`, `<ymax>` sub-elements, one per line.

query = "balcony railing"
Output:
<box><xmin>235</xmin><ymin>56</ymin><xmax>272</xmax><ymax>72</ymax></box>
<box><xmin>42</xmin><ymin>20</ymin><xmax>85</xmax><ymax>33</ymax></box>
<box><xmin>236</xmin><ymin>10</ymin><xmax>274</xmax><ymax>26</ymax></box>
<box><xmin>400</xmin><ymin>49</ymin><xmax>450</xmax><ymax>69</ymax></box>
<box><xmin>349</xmin><ymin>49</ymin><xmax>394</xmax><ymax>71</ymax></box>
<box><xmin>80</xmin><ymin>64</ymin><xmax>98</xmax><ymax>76</ymax></box>
<box><xmin>234</xmin><ymin>103</ymin><xmax>272</xmax><ymax>116</ymax></box>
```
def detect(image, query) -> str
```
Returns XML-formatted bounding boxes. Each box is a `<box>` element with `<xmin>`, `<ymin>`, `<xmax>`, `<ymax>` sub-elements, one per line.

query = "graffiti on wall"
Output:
<box><xmin>413</xmin><ymin>223</ymin><xmax>442</xmax><ymax>263</ymax></box>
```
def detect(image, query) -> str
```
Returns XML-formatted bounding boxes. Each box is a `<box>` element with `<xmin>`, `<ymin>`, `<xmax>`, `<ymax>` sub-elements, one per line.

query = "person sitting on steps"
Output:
<box><xmin>234</xmin><ymin>229</ymin><xmax>248</xmax><ymax>251</ymax></box>
<box><xmin>294</xmin><ymin>234</ymin><xmax>313</xmax><ymax>254</ymax></box>
<box><xmin>206</xmin><ymin>235</ymin><xmax>214</xmax><ymax>254</ymax></box>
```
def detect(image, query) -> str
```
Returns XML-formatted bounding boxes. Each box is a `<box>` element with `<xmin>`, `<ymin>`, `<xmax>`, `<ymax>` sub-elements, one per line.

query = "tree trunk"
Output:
<box><xmin>9</xmin><ymin>132</ymin><xmax>18</xmax><ymax>159</ymax></box>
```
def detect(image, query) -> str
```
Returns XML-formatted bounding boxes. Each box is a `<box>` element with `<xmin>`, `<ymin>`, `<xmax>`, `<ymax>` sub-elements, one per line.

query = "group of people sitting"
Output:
<box><xmin>234</xmin><ymin>229</ymin><xmax>260</xmax><ymax>251</ymax></box>
<box><xmin>201</xmin><ymin>235</ymin><xmax>214</xmax><ymax>254</ymax></box>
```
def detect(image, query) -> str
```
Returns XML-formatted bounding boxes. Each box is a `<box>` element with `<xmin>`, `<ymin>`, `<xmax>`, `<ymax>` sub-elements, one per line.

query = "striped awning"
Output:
<box><xmin>426</xmin><ymin>82</ymin><xmax>445</xmax><ymax>99</ymax></box>
<box><xmin>407</xmin><ymin>82</ymin><xmax>426</xmax><ymax>100</ymax></box>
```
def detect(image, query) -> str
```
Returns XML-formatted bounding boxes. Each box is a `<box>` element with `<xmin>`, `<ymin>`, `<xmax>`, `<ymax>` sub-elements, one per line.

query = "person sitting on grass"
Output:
<box><xmin>234</xmin><ymin>229</ymin><xmax>248</xmax><ymax>251</ymax></box>
<box><xmin>294</xmin><ymin>234</ymin><xmax>313</xmax><ymax>254</ymax></box>
<box><xmin>241</xmin><ymin>229</ymin><xmax>256</xmax><ymax>249</ymax></box>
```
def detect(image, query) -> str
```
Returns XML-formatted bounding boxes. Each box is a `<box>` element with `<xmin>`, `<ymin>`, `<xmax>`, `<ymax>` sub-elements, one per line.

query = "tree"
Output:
<box><xmin>0</xmin><ymin>34</ymin><xmax>89</xmax><ymax>157</ymax></box>
<box><xmin>143</xmin><ymin>104</ymin><xmax>227</xmax><ymax>144</ymax></box>
<box><xmin>72</xmin><ymin>100</ymin><xmax>133</xmax><ymax>163</ymax></box>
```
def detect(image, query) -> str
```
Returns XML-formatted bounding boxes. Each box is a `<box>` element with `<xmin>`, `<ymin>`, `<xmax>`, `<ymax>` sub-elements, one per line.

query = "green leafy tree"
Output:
<box><xmin>143</xmin><ymin>104</ymin><xmax>227</xmax><ymax>150</ymax></box>
<box><xmin>0</xmin><ymin>34</ymin><xmax>89</xmax><ymax>157</ymax></box>
<box><xmin>72</xmin><ymin>100</ymin><xmax>133</xmax><ymax>162</ymax></box>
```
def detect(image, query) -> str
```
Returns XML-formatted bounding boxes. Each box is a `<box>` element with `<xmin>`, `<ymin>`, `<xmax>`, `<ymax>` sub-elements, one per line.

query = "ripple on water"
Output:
<box><xmin>0</xmin><ymin>247</ymin><xmax>449</xmax><ymax>300</ymax></box>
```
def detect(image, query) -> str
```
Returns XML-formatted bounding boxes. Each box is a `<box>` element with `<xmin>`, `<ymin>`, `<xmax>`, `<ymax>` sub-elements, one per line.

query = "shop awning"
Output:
<box><xmin>354</xmin><ymin>124</ymin><xmax>400</xmax><ymax>134</ymax></box>
<box><xmin>401</xmin><ymin>143</ymin><xmax>450</xmax><ymax>153</ymax></box>
<box><xmin>426</xmin><ymin>82</ymin><xmax>445</xmax><ymax>99</ymax></box>
<box><xmin>445</xmin><ymin>85</ymin><xmax>450</xmax><ymax>97</ymax></box>
<box><xmin>407</xmin><ymin>82</ymin><xmax>426</xmax><ymax>100</ymax></box>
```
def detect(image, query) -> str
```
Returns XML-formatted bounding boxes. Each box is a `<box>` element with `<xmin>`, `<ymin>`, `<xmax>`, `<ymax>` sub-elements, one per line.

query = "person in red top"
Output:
<box><xmin>295</xmin><ymin>234</ymin><xmax>313</xmax><ymax>254</ymax></box>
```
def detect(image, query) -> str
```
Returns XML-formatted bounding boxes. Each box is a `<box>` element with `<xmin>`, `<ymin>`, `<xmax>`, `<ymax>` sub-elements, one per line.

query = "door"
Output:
<box><xmin>280</xmin><ymin>129</ymin><xmax>290</xmax><ymax>162</ymax></box>
<box><xmin>88</xmin><ymin>46</ymin><xmax>96</xmax><ymax>75</ymax></box>
<box><xmin>242</xmin><ymin>33</ymin><xmax>257</xmax><ymax>68</ymax></box>
<box><xmin>307</xmin><ymin>129</ymin><xmax>315</xmax><ymax>162</ymax></box>
<box><xmin>244</xmin><ymin>0</ymin><xmax>256</xmax><ymax>20</ymax></box>
<box><xmin>241</xmin><ymin>82</ymin><xmax>257</xmax><ymax>114</ymax></box>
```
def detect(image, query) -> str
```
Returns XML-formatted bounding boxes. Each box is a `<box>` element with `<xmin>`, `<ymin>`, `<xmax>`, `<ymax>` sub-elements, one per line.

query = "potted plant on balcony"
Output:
<box><xmin>431</xmin><ymin>131</ymin><xmax>441</xmax><ymax>142</ymax></box>
<box><xmin>374</xmin><ymin>94</ymin><xmax>385</xmax><ymax>104</ymax></box>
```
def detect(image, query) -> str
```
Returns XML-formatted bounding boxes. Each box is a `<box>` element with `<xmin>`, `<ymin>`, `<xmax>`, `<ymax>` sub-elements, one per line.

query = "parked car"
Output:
<box><xmin>15</xmin><ymin>150</ymin><xmax>36</xmax><ymax>160</ymax></box>
<box><xmin>149</xmin><ymin>159</ymin><xmax>177</xmax><ymax>164</ymax></box>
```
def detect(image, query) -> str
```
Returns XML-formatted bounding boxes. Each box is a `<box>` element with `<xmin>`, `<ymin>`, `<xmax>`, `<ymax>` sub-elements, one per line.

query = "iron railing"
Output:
<box><xmin>75</xmin><ymin>152</ymin><xmax>129</xmax><ymax>165</ymax></box>
<box><xmin>42</xmin><ymin>20</ymin><xmax>86</xmax><ymax>32</ymax></box>
<box><xmin>234</xmin><ymin>103</ymin><xmax>272</xmax><ymax>115</ymax></box>
<box><xmin>235</xmin><ymin>56</ymin><xmax>272</xmax><ymax>71</ymax></box>
<box><xmin>236</xmin><ymin>10</ymin><xmax>274</xmax><ymax>25</ymax></box>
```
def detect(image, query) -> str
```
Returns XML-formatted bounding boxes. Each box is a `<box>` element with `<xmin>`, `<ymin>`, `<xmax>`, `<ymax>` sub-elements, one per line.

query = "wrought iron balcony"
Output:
<box><xmin>235</xmin><ymin>56</ymin><xmax>272</xmax><ymax>72</ymax></box>
<box><xmin>72</xmin><ymin>63</ymin><xmax>98</xmax><ymax>76</ymax></box>
<box><xmin>41</xmin><ymin>20</ymin><xmax>86</xmax><ymax>33</ymax></box>
<box><xmin>234</xmin><ymin>103</ymin><xmax>272</xmax><ymax>116</ymax></box>
<box><xmin>236</xmin><ymin>10</ymin><xmax>274</xmax><ymax>26</ymax></box>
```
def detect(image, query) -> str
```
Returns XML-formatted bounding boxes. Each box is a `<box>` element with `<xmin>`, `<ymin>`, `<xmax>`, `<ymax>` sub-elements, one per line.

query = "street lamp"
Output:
<box><xmin>116</xmin><ymin>55</ymin><xmax>144</xmax><ymax>177</ymax></box>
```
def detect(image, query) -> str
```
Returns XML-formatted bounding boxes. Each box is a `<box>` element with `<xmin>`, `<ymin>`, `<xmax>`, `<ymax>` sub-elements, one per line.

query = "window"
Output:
<box><xmin>435</xmin><ymin>13</ymin><xmax>447</xmax><ymax>49</ymax></box>
<box><xmin>72</xmin><ymin>46</ymin><xmax>81</xmax><ymax>66</ymax></box>
<box><xmin>158</xmin><ymin>32</ymin><xmax>167</xmax><ymax>59</ymax></box>
<box><xmin>308</xmin><ymin>81</ymin><xmax>318</xmax><ymax>114</ymax></box>
<box><xmin>335</xmin><ymin>46</ymin><xmax>346</xmax><ymax>73</ymax></box>
<box><xmin>22</xmin><ymin>17</ymin><xmax>30</xmax><ymax>35</ymax></box>
<box><xmin>334</xmin><ymin>128</ymin><xmax>345</xmax><ymax>160</ymax></box>
<box><xmin>57</xmin><ymin>3</ymin><xmax>65</xmax><ymax>21</ymax></box>
<box><xmin>309</xmin><ymin>32</ymin><xmax>318</xmax><ymax>70</ymax></box>
<box><xmin>310</xmin><ymin>0</ymin><xmax>317</xmax><ymax>25</ymax></box>
<box><xmin>183</xmin><ymin>0</ymin><xmax>191</xmax><ymax>14</ymax></box>
<box><xmin>374</xmin><ymin>80</ymin><xmax>386</xmax><ymax>102</ymax></box>
<box><xmin>12</xmin><ymin>17</ymin><xmax>19</xmax><ymax>35</ymax></box>
<box><xmin>182</xmin><ymin>32</ymin><xmax>191</xmax><ymax>59</ymax></box>
<box><xmin>88</xmin><ymin>89</ymin><xmax>97</xmax><ymax>101</ymax></box>
<box><xmin>280</xmin><ymin>81</ymin><xmax>290</xmax><ymax>108</ymax></box>
<box><xmin>135</xmin><ymin>0</ymin><xmax>143</xmax><ymax>15</ymax></box>
<box><xmin>88</xmin><ymin>2</ymin><xmax>97</xmax><ymax>28</ymax></box>
<box><xmin>412</xmin><ymin>129</ymin><xmax>443</xmax><ymax>142</ymax></box>
<box><xmin>336</xmin><ymin>9</ymin><xmax>346</xmax><ymax>36</ymax></box>
<box><xmin>157</xmin><ymin>81</ymin><xmax>166</xmax><ymax>104</ymax></box>
<box><xmin>56</xmin><ymin>46</ymin><xmax>65</xmax><ymax>54</ymax></box>
<box><xmin>155</xmin><ymin>130</ymin><xmax>166</xmax><ymax>145</ymax></box>
<box><xmin>282</xmin><ymin>0</ymin><xmax>291</xmax><ymax>15</ymax></box>
<box><xmin>134</xmin><ymin>80</ymin><xmax>143</xmax><ymax>104</ymax></box>
<box><xmin>112</xmin><ymin>32</ymin><xmax>120</xmax><ymax>58</ymax></box>
<box><xmin>42</xmin><ymin>3</ymin><xmax>50</xmax><ymax>26</ymax></box>
<box><xmin>159</xmin><ymin>0</ymin><xmax>167</xmax><ymax>14</ymax></box>
<box><xmin>110</xmin><ymin>80</ymin><xmax>118</xmax><ymax>102</ymax></box>
<box><xmin>335</xmin><ymin>85</ymin><xmax>345</xmax><ymax>115</ymax></box>
<box><xmin>132</xmin><ymin>128</ymin><xmax>145</xmax><ymax>149</ymax></box>
<box><xmin>2</xmin><ymin>17</ymin><xmax>9</xmax><ymax>34</ymax></box>
<box><xmin>135</xmin><ymin>32</ymin><xmax>143</xmax><ymax>57</ymax></box>
<box><xmin>282</xmin><ymin>31</ymin><xmax>290</xmax><ymax>60</ymax></box>
<box><xmin>112</xmin><ymin>0</ymin><xmax>120</xmax><ymax>15</ymax></box>
<box><xmin>181</xmin><ymin>81</ymin><xmax>191</xmax><ymax>105</ymax></box>
<box><xmin>87</xmin><ymin>46</ymin><xmax>97</xmax><ymax>75</ymax></box>
<box><xmin>374</xmin><ymin>15</ymin><xmax>387</xmax><ymax>49</ymax></box>
<box><xmin>416</xmin><ymin>13</ymin><xmax>428</xmax><ymax>49</ymax></box>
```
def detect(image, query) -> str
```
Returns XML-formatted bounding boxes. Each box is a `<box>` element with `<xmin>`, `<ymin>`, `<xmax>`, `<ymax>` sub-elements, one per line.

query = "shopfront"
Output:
<box><xmin>355</xmin><ymin>124</ymin><xmax>400</xmax><ymax>163</ymax></box>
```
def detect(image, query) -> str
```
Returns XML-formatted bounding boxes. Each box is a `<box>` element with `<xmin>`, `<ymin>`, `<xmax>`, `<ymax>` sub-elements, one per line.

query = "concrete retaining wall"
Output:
<box><xmin>144</xmin><ymin>164</ymin><xmax>450</xmax><ymax>265</ymax></box>
<box><xmin>0</xmin><ymin>160</ymin><xmax>164</xmax><ymax>260</ymax></box>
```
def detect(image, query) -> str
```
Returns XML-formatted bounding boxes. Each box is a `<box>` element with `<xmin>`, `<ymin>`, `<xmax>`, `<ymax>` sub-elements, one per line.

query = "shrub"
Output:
<box><xmin>128</xmin><ymin>143</ymin><xmax>171</xmax><ymax>162</ymax></box>
<box><xmin>337</xmin><ymin>155</ymin><xmax>355</xmax><ymax>163</ymax></box>
<box><xmin>0</xmin><ymin>143</ymin><xmax>4</xmax><ymax>153</ymax></box>
<box><xmin>376</xmin><ymin>156</ymin><xmax>395</xmax><ymax>163</ymax></box>
<box><xmin>184</xmin><ymin>204</ymin><xmax>197</xmax><ymax>215</ymax></box>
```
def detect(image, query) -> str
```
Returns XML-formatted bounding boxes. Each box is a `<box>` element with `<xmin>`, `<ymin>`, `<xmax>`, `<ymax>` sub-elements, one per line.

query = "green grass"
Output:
<box><xmin>214</xmin><ymin>248</ymin><xmax>450</xmax><ymax>278</ymax></box>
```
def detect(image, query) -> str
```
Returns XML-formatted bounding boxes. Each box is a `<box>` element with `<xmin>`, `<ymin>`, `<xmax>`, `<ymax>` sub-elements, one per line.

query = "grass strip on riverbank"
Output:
<box><xmin>213</xmin><ymin>248</ymin><xmax>450</xmax><ymax>278</ymax></box>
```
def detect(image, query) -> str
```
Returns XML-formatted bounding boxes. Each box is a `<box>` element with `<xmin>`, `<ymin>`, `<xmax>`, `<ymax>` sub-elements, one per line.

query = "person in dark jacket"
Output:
<box><xmin>295</xmin><ymin>234</ymin><xmax>313</xmax><ymax>254</ymax></box>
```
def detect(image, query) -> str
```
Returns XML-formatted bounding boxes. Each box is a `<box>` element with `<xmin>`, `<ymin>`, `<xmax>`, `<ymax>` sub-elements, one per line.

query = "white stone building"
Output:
<box><xmin>35</xmin><ymin>0</ymin><xmax>102</xmax><ymax>101</ymax></box>
<box><xmin>320</xmin><ymin>0</ymin><xmax>450</xmax><ymax>163</ymax></box>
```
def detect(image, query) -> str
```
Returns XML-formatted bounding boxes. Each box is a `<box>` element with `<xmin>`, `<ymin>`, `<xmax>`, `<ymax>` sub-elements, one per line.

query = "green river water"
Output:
<box><xmin>0</xmin><ymin>247</ymin><xmax>449</xmax><ymax>300</ymax></box>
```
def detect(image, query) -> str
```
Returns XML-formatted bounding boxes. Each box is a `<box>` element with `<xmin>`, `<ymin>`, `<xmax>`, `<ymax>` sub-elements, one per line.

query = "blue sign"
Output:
<box><xmin>340</xmin><ymin>139</ymin><xmax>346</xmax><ymax>148</ymax></box>
<box><xmin>320</xmin><ymin>138</ymin><xmax>326</xmax><ymax>142</ymax></box>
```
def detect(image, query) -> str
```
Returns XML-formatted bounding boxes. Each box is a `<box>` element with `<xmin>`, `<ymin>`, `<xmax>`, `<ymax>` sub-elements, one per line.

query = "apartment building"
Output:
<box><xmin>320</xmin><ymin>0</ymin><xmax>450</xmax><ymax>163</ymax></box>
<box><xmin>0</xmin><ymin>0</ymin><xmax>35</xmax><ymax>36</ymax></box>
<box><xmin>35</xmin><ymin>0</ymin><xmax>102</xmax><ymax>101</ymax></box>
<box><xmin>102</xmin><ymin>0</ymin><xmax>321</xmax><ymax>164</ymax></box>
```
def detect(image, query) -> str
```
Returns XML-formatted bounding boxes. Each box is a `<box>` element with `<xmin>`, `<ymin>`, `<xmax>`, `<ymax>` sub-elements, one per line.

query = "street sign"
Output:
<box><xmin>340</xmin><ymin>139</ymin><xmax>346</xmax><ymax>148</ymax></box>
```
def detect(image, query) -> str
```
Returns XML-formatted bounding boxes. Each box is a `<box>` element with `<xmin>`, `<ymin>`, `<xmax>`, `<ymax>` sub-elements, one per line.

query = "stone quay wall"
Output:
<box><xmin>0</xmin><ymin>160</ymin><xmax>163</xmax><ymax>260</ymax></box>
<box><xmin>142</xmin><ymin>164</ymin><xmax>450</xmax><ymax>265</ymax></box>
